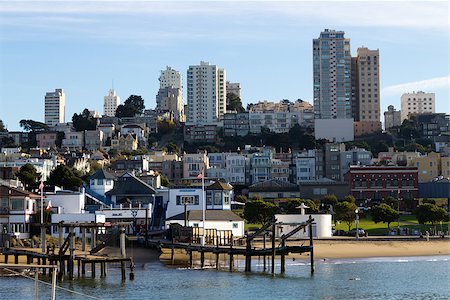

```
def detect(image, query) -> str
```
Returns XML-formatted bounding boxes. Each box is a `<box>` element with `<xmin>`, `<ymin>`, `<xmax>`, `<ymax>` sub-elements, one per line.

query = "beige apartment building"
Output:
<box><xmin>409</xmin><ymin>152</ymin><xmax>450</xmax><ymax>182</ymax></box>
<box><xmin>400</xmin><ymin>91</ymin><xmax>435</xmax><ymax>121</ymax></box>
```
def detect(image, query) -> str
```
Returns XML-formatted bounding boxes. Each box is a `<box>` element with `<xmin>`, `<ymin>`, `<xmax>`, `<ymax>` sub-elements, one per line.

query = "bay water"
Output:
<box><xmin>1</xmin><ymin>255</ymin><xmax>449</xmax><ymax>299</ymax></box>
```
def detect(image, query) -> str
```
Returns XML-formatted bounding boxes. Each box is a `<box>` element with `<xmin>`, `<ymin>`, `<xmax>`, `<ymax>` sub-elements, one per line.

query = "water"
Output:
<box><xmin>1</xmin><ymin>255</ymin><xmax>449</xmax><ymax>300</ymax></box>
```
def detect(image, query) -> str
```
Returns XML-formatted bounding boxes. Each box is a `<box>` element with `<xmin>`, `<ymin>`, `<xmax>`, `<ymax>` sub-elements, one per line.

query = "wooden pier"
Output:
<box><xmin>153</xmin><ymin>216</ymin><xmax>315</xmax><ymax>275</ymax></box>
<box><xmin>1</xmin><ymin>221</ymin><xmax>134</xmax><ymax>281</ymax></box>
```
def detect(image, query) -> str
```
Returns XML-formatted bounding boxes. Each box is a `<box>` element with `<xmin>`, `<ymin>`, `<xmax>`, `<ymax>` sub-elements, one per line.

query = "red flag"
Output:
<box><xmin>46</xmin><ymin>200</ymin><xmax>52</xmax><ymax>211</ymax></box>
<box><xmin>39</xmin><ymin>181</ymin><xmax>44</xmax><ymax>190</ymax></box>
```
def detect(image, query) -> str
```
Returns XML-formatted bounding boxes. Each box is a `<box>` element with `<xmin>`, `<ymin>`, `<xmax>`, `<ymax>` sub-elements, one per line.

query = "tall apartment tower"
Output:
<box><xmin>44</xmin><ymin>88</ymin><xmax>65</xmax><ymax>127</ymax></box>
<box><xmin>313</xmin><ymin>29</ymin><xmax>352</xmax><ymax>119</ymax></box>
<box><xmin>400</xmin><ymin>91</ymin><xmax>435</xmax><ymax>121</ymax></box>
<box><xmin>103</xmin><ymin>89</ymin><xmax>120</xmax><ymax>117</ymax></box>
<box><xmin>159</xmin><ymin>66</ymin><xmax>182</xmax><ymax>90</ymax></box>
<box><xmin>351</xmin><ymin>47</ymin><xmax>381</xmax><ymax>135</ymax></box>
<box><xmin>186</xmin><ymin>61</ymin><xmax>226</xmax><ymax>124</ymax></box>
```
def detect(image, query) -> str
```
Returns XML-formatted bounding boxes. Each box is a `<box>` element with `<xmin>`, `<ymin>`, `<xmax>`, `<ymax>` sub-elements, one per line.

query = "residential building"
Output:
<box><xmin>84</xmin><ymin>130</ymin><xmax>104</xmax><ymax>151</ymax></box>
<box><xmin>45</xmin><ymin>88</ymin><xmax>65</xmax><ymax>127</ymax></box>
<box><xmin>314</xmin><ymin>118</ymin><xmax>354</xmax><ymax>142</ymax></box>
<box><xmin>415</xmin><ymin>113</ymin><xmax>450</xmax><ymax>141</ymax></box>
<box><xmin>384</xmin><ymin>105</ymin><xmax>402</xmax><ymax>130</ymax></box>
<box><xmin>348</xmin><ymin>166</ymin><xmax>419</xmax><ymax>208</ymax></box>
<box><xmin>120</xmin><ymin>124</ymin><xmax>145</xmax><ymax>144</ymax></box>
<box><xmin>186</xmin><ymin>61</ymin><xmax>226</xmax><ymax>124</ymax></box>
<box><xmin>223</xmin><ymin>112</ymin><xmax>250</xmax><ymax>136</ymax></box>
<box><xmin>250</xmin><ymin>152</ymin><xmax>272</xmax><ymax>184</ymax></box>
<box><xmin>313</xmin><ymin>29</ymin><xmax>351</xmax><ymax>120</ymax></box>
<box><xmin>419</xmin><ymin>178</ymin><xmax>450</xmax><ymax>210</ymax></box>
<box><xmin>248</xmin><ymin>179</ymin><xmax>301</xmax><ymax>200</ymax></box>
<box><xmin>400</xmin><ymin>91</ymin><xmax>435</xmax><ymax>121</ymax></box>
<box><xmin>36</xmin><ymin>132</ymin><xmax>58</xmax><ymax>149</ymax></box>
<box><xmin>183</xmin><ymin>151</ymin><xmax>209</xmax><ymax>179</ymax></box>
<box><xmin>409</xmin><ymin>152</ymin><xmax>450</xmax><ymax>182</ymax></box>
<box><xmin>4</xmin><ymin>131</ymin><xmax>29</xmax><ymax>147</ymax></box>
<box><xmin>156</xmin><ymin>87</ymin><xmax>185</xmax><ymax>122</ymax></box>
<box><xmin>226</xmin><ymin>81</ymin><xmax>241</xmax><ymax>99</ymax></box>
<box><xmin>110</xmin><ymin>133</ymin><xmax>138</xmax><ymax>152</ymax></box>
<box><xmin>299</xmin><ymin>179</ymin><xmax>350</xmax><ymax>200</ymax></box>
<box><xmin>64</xmin><ymin>152</ymin><xmax>91</xmax><ymax>175</ymax></box>
<box><xmin>103</xmin><ymin>89</ymin><xmax>120</xmax><ymax>117</ymax></box>
<box><xmin>88</xmin><ymin>169</ymin><xmax>116</xmax><ymax>199</ymax></box>
<box><xmin>294</xmin><ymin>150</ymin><xmax>317</xmax><ymax>183</ymax></box>
<box><xmin>225</xmin><ymin>154</ymin><xmax>247</xmax><ymax>184</ymax></box>
<box><xmin>0</xmin><ymin>185</ymin><xmax>39</xmax><ymax>238</ymax></box>
<box><xmin>0</xmin><ymin>158</ymin><xmax>54</xmax><ymax>181</ymax></box>
<box><xmin>159</xmin><ymin>66</ymin><xmax>182</xmax><ymax>90</ymax></box>
<box><xmin>97</xmin><ymin>124</ymin><xmax>115</xmax><ymax>139</ymax></box>
<box><xmin>184</xmin><ymin>124</ymin><xmax>219</xmax><ymax>143</ymax></box>
<box><xmin>340</xmin><ymin>147</ymin><xmax>372</xmax><ymax>179</ymax></box>
<box><xmin>248</xmin><ymin>100</ymin><xmax>314</xmax><ymax>133</ymax></box>
<box><xmin>351</xmin><ymin>47</ymin><xmax>381</xmax><ymax>135</ymax></box>
<box><xmin>105</xmin><ymin>172</ymin><xmax>156</xmax><ymax>207</ymax></box>
<box><xmin>61</xmin><ymin>131</ymin><xmax>84</xmax><ymax>150</ymax></box>
<box><xmin>113</xmin><ymin>158</ymin><xmax>149</xmax><ymax>172</ymax></box>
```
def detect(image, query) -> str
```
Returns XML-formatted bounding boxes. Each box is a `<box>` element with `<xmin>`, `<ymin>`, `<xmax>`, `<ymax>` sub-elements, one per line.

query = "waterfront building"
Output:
<box><xmin>186</xmin><ymin>61</ymin><xmax>226</xmax><ymax>124</ymax></box>
<box><xmin>384</xmin><ymin>105</ymin><xmax>402</xmax><ymax>130</ymax></box>
<box><xmin>103</xmin><ymin>89</ymin><xmax>120</xmax><ymax>117</ymax></box>
<box><xmin>400</xmin><ymin>91</ymin><xmax>435</xmax><ymax>121</ymax></box>
<box><xmin>45</xmin><ymin>88</ymin><xmax>65</xmax><ymax>127</ymax></box>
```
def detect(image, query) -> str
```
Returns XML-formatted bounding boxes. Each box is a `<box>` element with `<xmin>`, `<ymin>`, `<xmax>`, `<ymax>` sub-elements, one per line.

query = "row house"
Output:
<box><xmin>183</xmin><ymin>151</ymin><xmax>209</xmax><ymax>179</ymax></box>
<box><xmin>120</xmin><ymin>124</ymin><xmax>146</xmax><ymax>145</ymax></box>
<box><xmin>61</xmin><ymin>131</ymin><xmax>84</xmax><ymax>150</ymax></box>
<box><xmin>114</xmin><ymin>158</ymin><xmax>149</xmax><ymax>172</ymax></box>
<box><xmin>225</xmin><ymin>154</ymin><xmax>247</xmax><ymax>185</ymax></box>
<box><xmin>348</xmin><ymin>166</ymin><xmax>419</xmax><ymax>207</ymax></box>
<box><xmin>0</xmin><ymin>131</ymin><xmax>29</xmax><ymax>147</ymax></box>
<box><xmin>36</xmin><ymin>132</ymin><xmax>58</xmax><ymax>148</ymax></box>
<box><xmin>85</xmin><ymin>130</ymin><xmax>105</xmax><ymax>151</ymax></box>
<box><xmin>110</xmin><ymin>133</ymin><xmax>138</xmax><ymax>152</ymax></box>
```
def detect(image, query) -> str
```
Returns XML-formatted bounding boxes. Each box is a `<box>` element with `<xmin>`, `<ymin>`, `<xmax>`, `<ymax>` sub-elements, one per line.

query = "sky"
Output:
<box><xmin>0</xmin><ymin>0</ymin><xmax>449</xmax><ymax>131</ymax></box>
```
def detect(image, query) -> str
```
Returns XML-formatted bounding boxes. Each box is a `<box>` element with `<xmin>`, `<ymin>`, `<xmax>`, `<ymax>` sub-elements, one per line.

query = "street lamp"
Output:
<box><xmin>355</xmin><ymin>208</ymin><xmax>359</xmax><ymax>240</ymax></box>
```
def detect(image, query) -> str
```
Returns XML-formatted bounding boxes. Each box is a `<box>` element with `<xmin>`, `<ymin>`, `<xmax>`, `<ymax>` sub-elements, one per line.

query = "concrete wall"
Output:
<box><xmin>275</xmin><ymin>214</ymin><xmax>332</xmax><ymax>238</ymax></box>
<box><xmin>314</xmin><ymin>118</ymin><xmax>354</xmax><ymax>142</ymax></box>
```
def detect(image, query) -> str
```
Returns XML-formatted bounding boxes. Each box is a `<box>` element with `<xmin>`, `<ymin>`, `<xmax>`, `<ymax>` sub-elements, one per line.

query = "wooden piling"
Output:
<box><xmin>77</xmin><ymin>259</ymin><xmax>81</xmax><ymax>277</ymax></box>
<box><xmin>263</xmin><ymin>234</ymin><xmax>266</xmax><ymax>272</ymax></box>
<box><xmin>81</xmin><ymin>227</ymin><xmax>87</xmax><ymax>252</ymax></box>
<box><xmin>245</xmin><ymin>238</ymin><xmax>251</xmax><ymax>272</ymax></box>
<box><xmin>81</xmin><ymin>261</ymin><xmax>86</xmax><ymax>276</ymax></box>
<box><xmin>91</xmin><ymin>262</ymin><xmax>95</xmax><ymax>278</ymax></box>
<box><xmin>189</xmin><ymin>249</ymin><xmax>193</xmax><ymax>268</ymax></box>
<box><xmin>14</xmin><ymin>254</ymin><xmax>18</xmax><ymax>264</ymax></box>
<box><xmin>121</xmin><ymin>261</ymin><xmax>126</xmax><ymax>281</ymax></box>
<box><xmin>271</xmin><ymin>222</ymin><xmax>275</xmax><ymax>274</ymax></box>
<box><xmin>43</xmin><ymin>258</ymin><xmax>47</xmax><ymax>275</ymax></box>
<box><xmin>309</xmin><ymin>216</ymin><xmax>314</xmax><ymax>275</ymax></box>
<box><xmin>280</xmin><ymin>239</ymin><xmax>286</xmax><ymax>273</ymax></box>
<box><xmin>200</xmin><ymin>249</ymin><xmax>205</xmax><ymax>269</ymax></box>
<box><xmin>4</xmin><ymin>254</ymin><xmax>8</xmax><ymax>264</ymax></box>
<box><xmin>69</xmin><ymin>227</ymin><xmax>75</xmax><ymax>280</ymax></box>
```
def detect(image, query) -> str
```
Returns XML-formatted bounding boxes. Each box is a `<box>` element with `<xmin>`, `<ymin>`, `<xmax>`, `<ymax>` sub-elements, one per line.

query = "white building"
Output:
<box><xmin>275</xmin><ymin>213</ymin><xmax>332</xmax><ymax>238</ymax></box>
<box><xmin>314</xmin><ymin>118</ymin><xmax>354</xmax><ymax>142</ymax></box>
<box><xmin>61</xmin><ymin>131</ymin><xmax>84</xmax><ymax>150</ymax></box>
<box><xmin>401</xmin><ymin>91</ymin><xmax>435</xmax><ymax>121</ymax></box>
<box><xmin>225</xmin><ymin>154</ymin><xmax>247</xmax><ymax>184</ymax></box>
<box><xmin>295</xmin><ymin>150</ymin><xmax>317</xmax><ymax>183</ymax></box>
<box><xmin>88</xmin><ymin>169</ymin><xmax>116</xmax><ymax>199</ymax></box>
<box><xmin>45</xmin><ymin>89</ymin><xmax>65</xmax><ymax>127</ymax></box>
<box><xmin>0</xmin><ymin>158</ymin><xmax>55</xmax><ymax>181</ymax></box>
<box><xmin>186</xmin><ymin>61</ymin><xmax>226</xmax><ymax>124</ymax></box>
<box><xmin>159</xmin><ymin>66</ymin><xmax>182</xmax><ymax>90</ymax></box>
<box><xmin>104</xmin><ymin>89</ymin><xmax>120</xmax><ymax>117</ymax></box>
<box><xmin>183</xmin><ymin>151</ymin><xmax>209</xmax><ymax>179</ymax></box>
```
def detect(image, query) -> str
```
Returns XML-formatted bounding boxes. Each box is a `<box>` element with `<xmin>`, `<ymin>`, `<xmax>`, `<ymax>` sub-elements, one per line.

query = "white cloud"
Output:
<box><xmin>0</xmin><ymin>1</ymin><xmax>448</xmax><ymax>31</ymax></box>
<box><xmin>382</xmin><ymin>75</ymin><xmax>450</xmax><ymax>96</ymax></box>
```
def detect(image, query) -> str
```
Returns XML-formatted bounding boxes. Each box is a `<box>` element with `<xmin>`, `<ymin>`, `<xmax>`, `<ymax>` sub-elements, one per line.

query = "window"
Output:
<box><xmin>176</xmin><ymin>195</ymin><xmax>199</xmax><ymax>205</ymax></box>
<box><xmin>232</xmin><ymin>223</ymin><xmax>238</xmax><ymax>229</ymax></box>
<box><xmin>11</xmin><ymin>199</ymin><xmax>24</xmax><ymax>211</ymax></box>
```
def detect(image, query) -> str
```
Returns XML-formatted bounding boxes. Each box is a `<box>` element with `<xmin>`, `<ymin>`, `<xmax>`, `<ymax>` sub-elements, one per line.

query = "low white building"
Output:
<box><xmin>46</xmin><ymin>190</ymin><xmax>86</xmax><ymax>214</ymax></box>
<box><xmin>274</xmin><ymin>213</ymin><xmax>332</xmax><ymax>238</ymax></box>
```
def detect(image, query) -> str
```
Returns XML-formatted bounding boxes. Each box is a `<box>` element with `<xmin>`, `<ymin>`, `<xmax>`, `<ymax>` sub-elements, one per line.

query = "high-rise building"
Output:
<box><xmin>103</xmin><ymin>89</ymin><xmax>120</xmax><ymax>117</ymax></box>
<box><xmin>156</xmin><ymin>87</ymin><xmax>185</xmax><ymax>122</ymax></box>
<box><xmin>351</xmin><ymin>47</ymin><xmax>381</xmax><ymax>135</ymax></box>
<box><xmin>313</xmin><ymin>29</ymin><xmax>351</xmax><ymax>120</ymax></box>
<box><xmin>384</xmin><ymin>105</ymin><xmax>401</xmax><ymax>130</ymax></box>
<box><xmin>401</xmin><ymin>91</ymin><xmax>435</xmax><ymax>121</ymax></box>
<box><xmin>186</xmin><ymin>61</ymin><xmax>226</xmax><ymax>124</ymax></box>
<box><xmin>159</xmin><ymin>66</ymin><xmax>182</xmax><ymax>90</ymax></box>
<box><xmin>44</xmin><ymin>88</ymin><xmax>65</xmax><ymax>127</ymax></box>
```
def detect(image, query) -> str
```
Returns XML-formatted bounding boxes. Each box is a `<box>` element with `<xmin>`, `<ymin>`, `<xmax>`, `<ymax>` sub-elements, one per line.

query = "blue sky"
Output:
<box><xmin>0</xmin><ymin>0</ymin><xmax>449</xmax><ymax>131</ymax></box>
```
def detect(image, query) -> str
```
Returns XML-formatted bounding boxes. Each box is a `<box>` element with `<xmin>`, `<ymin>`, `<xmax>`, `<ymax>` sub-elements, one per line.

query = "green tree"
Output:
<box><xmin>115</xmin><ymin>104</ymin><xmax>138</xmax><ymax>118</ymax></box>
<box><xmin>382</xmin><ymin>196</ymin><xmax>399</xmax><ymax>209</ymax></box>
<box><xmin>160</xmin><ymin>174</ymin><xmax>171</xmax><ymax>187</ymax></box>
<box><xmin>0</xmin><ymin>119</ymin><xmax>6</xmax><ymax>132</ymax></box>
<box><xmin>322</xmin><ymin>194</ymin><xmax>338</xmax><ymax>206</ymax></box>
<box><xmin>243</xmin><ymin>199</ymin><xmax>278</xmax><ymax>225</ymax></box>
<box><xmin>16</xmin><ymin>164</ymin><xmax>41</xmax><ymax>190</ymax></box>
<box><xmin>285</xmin><ymin>199</ymin><xmax>318</xmax><ymax>214</ymax></box>
<box><xmin>372</xmin><ymin>203</ymin><xmax>400</xmax><ymax>231</ymax></box>
<box><xmin>334</xmin><ymin>201</ymin><xmax>358</xmax><ymax>231</ymax></box>
<box><xmin>72</xmin><ymin>108</ymin><xmax>97</xmax><ymax>131</ymax></box>
<box><xmin>226</xmin><ymin>93</ymin><xmax>245</xmax><ymax>112</ymax></box>
<box><xmin>47</xmin><ymin>165</ymin><xmax>83</xmax><ymax>191</ymax></box>
<box><xmin>157</xmin><ymin>119</ymin><xmax>176</xmax><ymax>135</ymax></box>
<box><xmin>19</xmin><ymin>119</ymin><xmax>49</xmax><ymax>132</ymax></box>
<box><xmin>415</xmin><ymin>203</ymin><xmax>449</xmax><ymax>226</ymax></box>
<box><xmin>124</xmin><ymin>95</ymin><xmax>145</xmax><ymax>113</ymax></box>
<box><xmin>166</xmin><ymin>142</ymin><xmax>180</xmax><ymax>154</ymax></box>
<box><xmin>344</xmin><ymin>195</ymin><xmax>356</xmax><ymax>204</ymax></box>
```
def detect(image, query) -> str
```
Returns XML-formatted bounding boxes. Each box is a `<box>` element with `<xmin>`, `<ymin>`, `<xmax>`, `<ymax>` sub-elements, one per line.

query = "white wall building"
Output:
<box><xmin>225</xmin><ymin>154</ymin><xmax>247</xmax><ymax>184</ymax></box>
<box><xmin>159</xmin><ymin>66</ymin><xmax>182</xmax><ymax>90</ymax></box>
<box><xmin>401</xmin><ymin>91</ymin><xmax>435</xmax><ymax>121</ymax></box>
<box><xmin>104</xmin><ymin>89</ymin><xmax>120</xmax><ymax>117</ymax></box>
<box><xmin>275</xmin><ymin>214</ymin><xmax>332</xmax><ymax>238</ymax></box>
<box><xmin>62</xmin><ymin>131</ymin><xmax>85</xmax><ymax>150</ymax></box>
<box><xmin>186</xmin><ymin>61</ymin><xmax>226</xmax><ymax>124</ymax></box>
<box><xmin>45</xmin><ymin>88</ymin><xmax>65</xmax><ymax>127</ymax></box>
<box><xmin>314</xmin><ymin>118</ymin><xmax>354</xmax><ymax>142</ymax></box>
<box><xmin>0</xmin><ymin>158</ymin><xmax>55</xmax><ymax>181</ymax></box>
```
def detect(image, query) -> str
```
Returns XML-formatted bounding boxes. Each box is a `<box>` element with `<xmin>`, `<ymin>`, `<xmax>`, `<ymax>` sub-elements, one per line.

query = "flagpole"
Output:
<box><xmin>201</xmin><ymin>167</ymin><xmax>205</xmax><ymax>246</ymax></box>
<box><xmin>40</xmin><ymin>181</ymin><xmax>45</xmax><ymax>253</ymax></box>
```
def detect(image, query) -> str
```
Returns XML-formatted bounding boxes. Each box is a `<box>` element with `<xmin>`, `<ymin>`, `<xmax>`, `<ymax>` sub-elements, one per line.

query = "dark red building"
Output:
<box><xmin>349</xmin><ymin>166</ymin><xmax>419</xmax><ymax>207</ymax></box>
